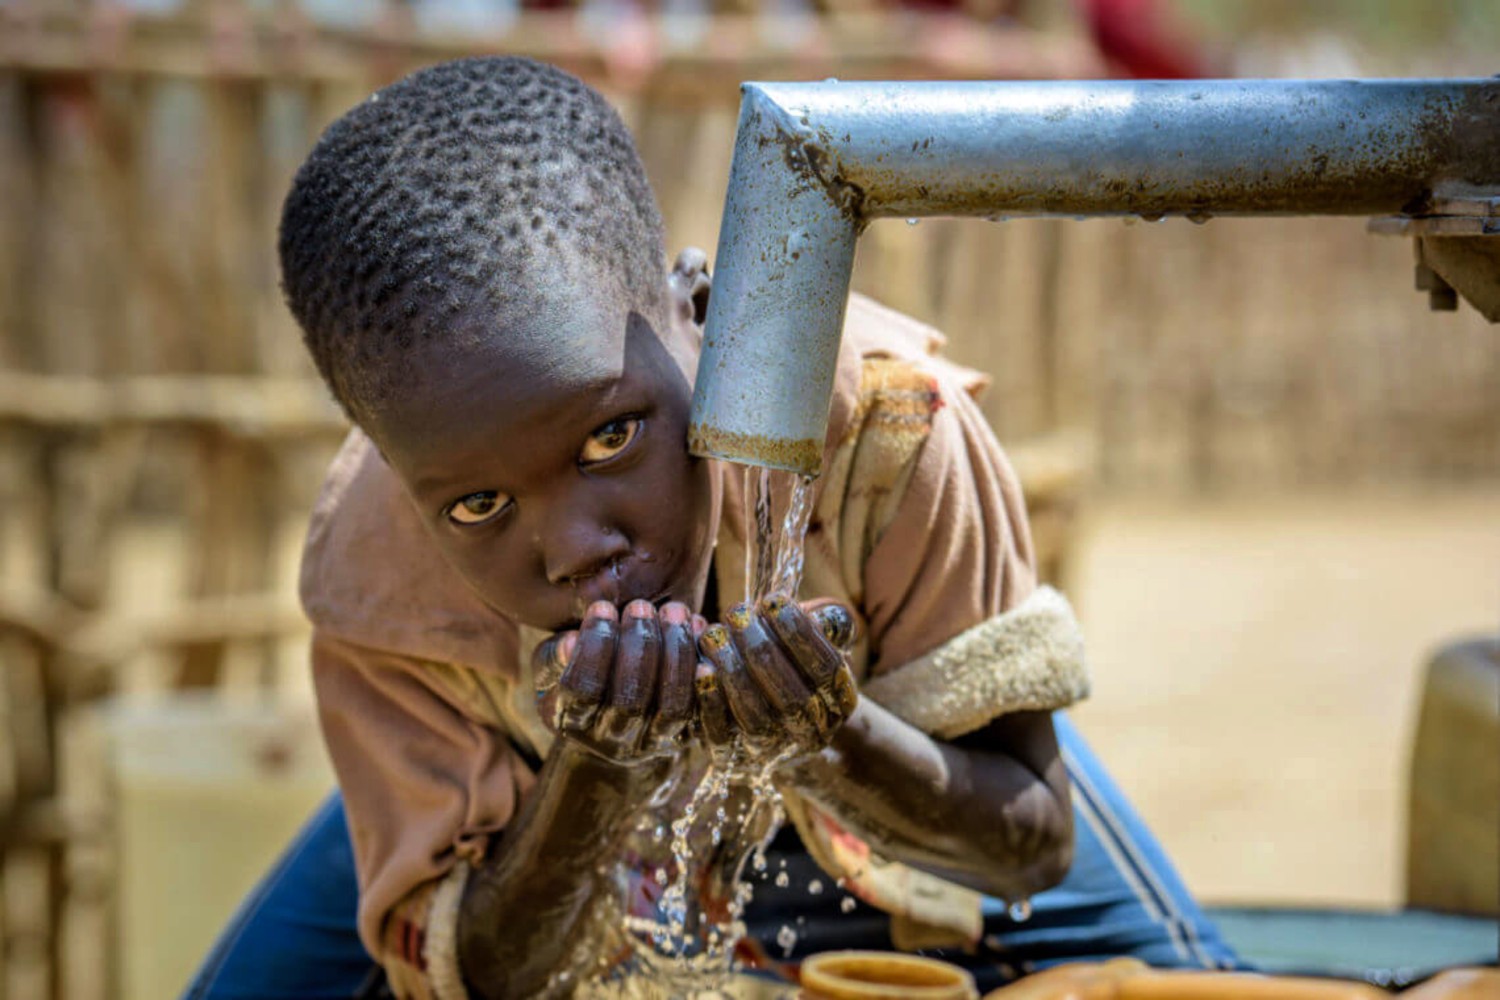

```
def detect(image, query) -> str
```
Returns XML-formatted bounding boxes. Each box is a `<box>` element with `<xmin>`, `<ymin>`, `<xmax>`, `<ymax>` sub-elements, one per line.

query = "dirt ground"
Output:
<box><xmin>1065</xmin><ymin>487</ymin><xmax>1500</xmax><ymax>909</ymax></box>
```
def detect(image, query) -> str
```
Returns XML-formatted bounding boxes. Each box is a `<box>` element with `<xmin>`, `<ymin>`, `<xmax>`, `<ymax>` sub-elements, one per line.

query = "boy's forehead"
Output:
<box><xmin>388</xmin><ymin>282</ymin><xmax>649</xmax><ymax>428</ymax></box>
<box><xmin>458</xmin><ymin>265</ymin><xmax>637</xmax><ymax>380</ymax></box>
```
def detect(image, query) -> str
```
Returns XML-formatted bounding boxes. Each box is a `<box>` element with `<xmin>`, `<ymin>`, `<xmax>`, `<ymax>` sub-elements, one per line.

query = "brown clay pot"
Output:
<box><xmin>799</xmin><ymin>950</ymin><xmax>979</xmax><ymax>1000</ymax></box>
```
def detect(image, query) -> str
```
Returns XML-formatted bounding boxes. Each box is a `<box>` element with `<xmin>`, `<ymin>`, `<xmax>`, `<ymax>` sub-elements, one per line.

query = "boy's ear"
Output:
<box><xmin>668</xmin><ymin>247</ymin><xmax>711</xmax><ymax>327</ymax></box>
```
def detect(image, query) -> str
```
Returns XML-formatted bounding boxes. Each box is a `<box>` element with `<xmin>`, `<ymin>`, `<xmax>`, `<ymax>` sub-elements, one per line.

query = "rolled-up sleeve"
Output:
<box><xmin>860</xmin><ymin>370</ymin><xmax>1038</xmax><ymax>677</ymax></box>
<box><xmin>312</xmin><ymin>632</ymin><xmax>535</xmax><ymax>966</ymax></box>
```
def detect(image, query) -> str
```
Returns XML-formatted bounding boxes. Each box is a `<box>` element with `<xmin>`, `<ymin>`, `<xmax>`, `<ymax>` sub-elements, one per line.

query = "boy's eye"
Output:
<box><xmin>579</xmin><ymin>418</ymin><xmax>642</xmax><ymax>465</ymax></box>
<box><xmin>446</xmin><ymin>491</ymin><xmax>510</xmax><ymax>526</ymax></box>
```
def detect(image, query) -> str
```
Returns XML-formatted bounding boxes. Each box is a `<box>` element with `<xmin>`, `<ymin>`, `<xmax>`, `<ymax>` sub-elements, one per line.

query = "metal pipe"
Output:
<box><xmin>688</xmin><ymin>78</ymin><xmax>1500</xmax><ymax>474</ymax></box>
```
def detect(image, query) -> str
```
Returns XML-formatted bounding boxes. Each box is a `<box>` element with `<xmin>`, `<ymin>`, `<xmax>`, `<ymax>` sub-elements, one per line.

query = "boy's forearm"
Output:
<box><xmin>457</xmin><ymin>740</ymin><xmax>669</xmax><ymax>999</ymax></box>
<box><xmin>784</xmin><ymin>700</ymin><xmax>1073</xmax><ymax>901</ymax></box>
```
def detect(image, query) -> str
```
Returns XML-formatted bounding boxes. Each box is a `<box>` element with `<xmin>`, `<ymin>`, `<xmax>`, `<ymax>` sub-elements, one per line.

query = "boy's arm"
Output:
<box><xmin>457</xmin><ymin>742</ymin><xmax>668</xmax><ymax>998</ymax></box>
<box><xmin>459</xmin><ymin>599</ymin><xmax>697</xmax><ymax>999</ymax></box>
<box><xmin>785</xmin><ymin>362</ymin><xmax>1077</xmax><ymax>901</ymax></box>
<box><xmin>314</xmin><ymin>603</ymin><xmax>692</xmax><ymax>1000</ymax></box>
<box><xmin>700</xmin><ymin>597</ymin><xmax>1073</xmax><ymax>905</ymax></box>
<box><xmin>786</xmin><ymin>703</ymin><xmax>1073</xmax><ymax>901</ymax></box>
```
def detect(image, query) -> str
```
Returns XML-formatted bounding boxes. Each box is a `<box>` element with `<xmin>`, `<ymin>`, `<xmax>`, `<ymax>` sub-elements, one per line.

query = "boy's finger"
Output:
<box><xmin>559</xmin><ymin>602</ymin><xmax>617</xmax><ymax>707</ymax></box>
<box><xmin>700</xmin><ymin>622</ymin><xmax>775</xmax><ymax>739</ymax></box>
<box><xmin>695</xmin><ymin>663</ymin><xmax>737</xmax><ymax>749</ymax></box>
<box><xmin>726</xmin><ymin>603</ymin><xmax>814</xmax><ymax>718</ymax></box>
<box><xmin>761</xmin><ymin>595</ymin><xmax>844</xmax><ymax>689</ymax></box>
<box><xmin>655</xmin><ymin>603</ymin><xmax>697</xmax><ymax>730</ymax></box>
<box><xmin>610</xmin><ymin>600</ymin><xmax>660</xmax><ymax>717</ymax></box>
<box><xmin>809</xmin><ymin>603</ymin><xmax>857</xmax><ymax>651</ymax></box>
<box><xmin>763</xmin><ymin>595</ymin><xmax>859</xmax><ymax>719</ymax></box>
<box><xmin>531</xmin><ymin>631</ymin><xmax>577</xmax><ymax>692</ymax></box>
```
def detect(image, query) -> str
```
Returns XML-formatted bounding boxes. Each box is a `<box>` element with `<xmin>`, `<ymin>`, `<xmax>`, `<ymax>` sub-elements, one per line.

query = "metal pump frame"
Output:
<box><xmin>686</xmin><ymin>78</ymin><xmax>1500</xmax><ymax>475</ymax></box>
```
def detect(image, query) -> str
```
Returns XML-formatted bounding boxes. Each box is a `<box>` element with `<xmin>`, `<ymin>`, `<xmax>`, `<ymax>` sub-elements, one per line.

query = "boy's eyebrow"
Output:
<box><xmin>406</xmin><ymin>367</ymin><xmax>638</xmax><ymax>502</ymax></box>
<box><xmin>411</xmin><ymin>471</ymin><xmax>479</xmax><ymax>500</ymax></box>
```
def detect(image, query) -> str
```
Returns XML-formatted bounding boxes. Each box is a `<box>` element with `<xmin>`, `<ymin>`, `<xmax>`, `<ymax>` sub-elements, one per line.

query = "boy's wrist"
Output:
<box><xmin>545</xmin><ymin>736</ymin><xmax>677</xmax><ymax>809</ymax></box>
<box><xmin>551</xmin><ymin>731</ymin><xmax>673</xmax><ymax>775</ymax></box>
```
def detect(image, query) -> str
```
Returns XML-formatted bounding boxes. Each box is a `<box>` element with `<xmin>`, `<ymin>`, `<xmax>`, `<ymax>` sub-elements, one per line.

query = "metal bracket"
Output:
<box><xmin>1369</xmin><ymin>191</ymin><xmax>1500</xmax><ymax>319</ymax></box>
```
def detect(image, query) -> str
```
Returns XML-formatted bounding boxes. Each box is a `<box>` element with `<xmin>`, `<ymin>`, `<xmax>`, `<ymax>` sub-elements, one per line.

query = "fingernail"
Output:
<box><xmin>700</xmin><ymin>624</ymin><xmax>730</xmax><ymax>650</ymax></box>
<box><xmin>586</xmin><ymin>601</ymin><xmax>618</xmax><ymax>622</ymax></box>
<box><xmin>725</xmin><ymin>603</ymin><xmax>753</xmax><ymax>628</ymax></box>
<box><xmin>624</xmin><ymin>599</ymin><xmax>654</xmax><ymax>620</ymax></box>
<box><xmin>814</xmin><ymin>605</ymin><xmax>855</xmax><ymax>647</ymax></box>
<box><xmin>691</xmin><ymin>615</ymin><xmax>708</xmax><ymax>637</ymax></box>
<box><xmin>556</xmin><ymin>633</ymin><xmax>577</xmax><ymax>664</ymax></box>
<box><xmin>660</xmin><ymin>603</ymin><xmax>688</xmax><ymax>626</ymax></box>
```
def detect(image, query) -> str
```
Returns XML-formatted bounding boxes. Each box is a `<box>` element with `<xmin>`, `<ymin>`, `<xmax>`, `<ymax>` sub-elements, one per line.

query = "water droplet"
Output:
<box><xmin>824</xmin><ymin>77</ymin><xmax>840</xmax><ymax>84</ymax></box>
<box><xmin>1187</xmin><ymin>210</ymin><xmax>1213</xmax><ymax>225</ymax></box>
<box><xmin>776</xmin><ymin>924</ymin><xmax>798</xmax><ymax>956</ymax></box>
<box><xmin>840</xmin><ymin>895</ymin><xmax>858</xmax><ymax>913</ymax></box>
<box><xmin>905</xmin><ymin>217</ymin><xmax>920</xmax><ymax>226</ymax></box>
<box><xmin>653</xmin><ymin>824</ymin><xmax>666</xmax><ymax>841</ymax></box>
<box><xmin>1008</xmin><ymin>898</ymin><xmax>1033</xmax><ymax>922</ymax></box>
<box><xmin>1140</xmin><ymin>212</ymin><xmax>1166</xmax><ymax>223</ymax></box>
<box><xmin>774</xmin><ymin>871</ymin><xmax>790</xmax><ymax>888</ymax></box>
<box><xmin>807</xmin><ymin>879</ymin><xmax>824</xmax><ymax>895</ymax></box>
<box><xmin>655</xmin><ymin>868</ymin><xmax>669</xmax><ymax>886</ymax></box>
<box><xmin>753</xmin><ymin>853</ymin><xmax>768</xmax><ymax>873</ymax></box>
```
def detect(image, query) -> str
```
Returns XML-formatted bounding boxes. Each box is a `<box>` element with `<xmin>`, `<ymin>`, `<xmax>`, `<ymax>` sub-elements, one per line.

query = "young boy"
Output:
<box><xmin>188</xmin><ymin>56</ymin><xmax>1239</xmax><ymax>999</ymax></box>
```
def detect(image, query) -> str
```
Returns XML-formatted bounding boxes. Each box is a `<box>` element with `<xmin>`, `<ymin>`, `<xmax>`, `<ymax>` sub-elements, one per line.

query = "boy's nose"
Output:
<box><xmin>542</xmin><ymin>520</ymin><xmax>632</xmax><ymax>587</ymax></box>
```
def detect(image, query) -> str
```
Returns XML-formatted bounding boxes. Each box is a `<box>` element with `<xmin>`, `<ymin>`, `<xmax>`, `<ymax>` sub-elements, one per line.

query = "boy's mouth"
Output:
<box><xmin>561</xmin><ymin>562</ymin><xmax>682</xmax><ymax>627</ymax></box>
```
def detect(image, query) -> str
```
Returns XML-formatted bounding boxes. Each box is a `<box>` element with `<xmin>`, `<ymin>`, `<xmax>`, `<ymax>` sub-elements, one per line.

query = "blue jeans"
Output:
<box><xmin>185</xmin><ymin>715</ymin><xmax>1240</xmax><ymax>998</ymax></box>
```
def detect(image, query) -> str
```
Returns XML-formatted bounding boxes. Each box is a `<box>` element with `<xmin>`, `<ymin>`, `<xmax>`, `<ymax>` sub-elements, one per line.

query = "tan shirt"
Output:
<box><xmin>300</xmin><ymin>294</ymin><xmax>1040</xmax><ymax>962</ymax></box>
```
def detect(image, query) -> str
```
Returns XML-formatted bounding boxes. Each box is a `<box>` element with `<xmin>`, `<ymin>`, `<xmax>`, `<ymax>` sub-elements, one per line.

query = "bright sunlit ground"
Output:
<box><xmin>1068</xmin><ymin>487</ymin><xmax>1500</xmax><ymax>909</ymax></box>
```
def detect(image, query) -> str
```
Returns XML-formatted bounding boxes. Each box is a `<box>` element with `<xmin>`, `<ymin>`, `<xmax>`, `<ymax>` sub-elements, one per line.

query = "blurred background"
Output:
<box><xmin>1</xmin><ymin>1</ymin><xmax>1497</xmax><ymax>998</ymax></box>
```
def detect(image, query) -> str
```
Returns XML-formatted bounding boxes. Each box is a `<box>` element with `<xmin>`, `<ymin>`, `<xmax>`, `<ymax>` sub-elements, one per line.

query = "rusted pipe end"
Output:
<box><xmin>688</xmin><ymin>423</ymin><xmax>823</xmax><ymax>476</ymax></box>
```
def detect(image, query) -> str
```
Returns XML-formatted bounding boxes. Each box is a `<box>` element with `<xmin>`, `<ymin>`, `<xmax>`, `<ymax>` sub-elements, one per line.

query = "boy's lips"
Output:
<box><xmin>566</xmin><ymin>562</ymin><xmax>683</xmax><ymax>624</ymax></box>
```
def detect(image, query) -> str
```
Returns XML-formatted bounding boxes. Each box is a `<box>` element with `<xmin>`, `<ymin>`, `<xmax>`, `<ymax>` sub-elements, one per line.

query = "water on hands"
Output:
<box><xmin>596</xmin><ymin>468</ymin><xmax>818</xmax><ymax>997</ymax></box>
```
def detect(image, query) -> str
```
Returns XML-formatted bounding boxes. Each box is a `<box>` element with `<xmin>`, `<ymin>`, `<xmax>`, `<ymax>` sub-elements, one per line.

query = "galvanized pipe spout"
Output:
<box><xmin>688</xmin><ymin>78</ymin><xmax>1500</xmax><ymax>475</ymax></box>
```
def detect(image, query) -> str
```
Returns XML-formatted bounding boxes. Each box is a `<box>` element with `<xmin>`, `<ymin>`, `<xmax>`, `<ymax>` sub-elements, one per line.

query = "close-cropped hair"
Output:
<box><xmin>279</xmin><ymin>56</ymin><xmax>667</xmax><ymax>423</ymax></box>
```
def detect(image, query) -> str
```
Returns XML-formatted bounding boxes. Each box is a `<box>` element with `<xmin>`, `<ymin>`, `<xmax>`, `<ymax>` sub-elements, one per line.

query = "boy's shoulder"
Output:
<box><xmin>825</xmin><ymin>293</ymin><xmax>989</xmax><ymax>452</ymax></box>
<box><xmin>840</xmin><ymin>293</ymin><xmax>989</xmax><ymax>396</ymax></box>
<box><xmin>300</xmin><ymin>428</ymin><xmax>520</xmax><ymax>674</ymax></box>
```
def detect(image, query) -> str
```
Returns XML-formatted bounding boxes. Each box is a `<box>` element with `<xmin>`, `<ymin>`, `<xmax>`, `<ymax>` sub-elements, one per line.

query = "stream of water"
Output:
<box><xmin>590</xmin><ymin>467</ymin><xmax>819</xmax><ymax>997</ymax></box>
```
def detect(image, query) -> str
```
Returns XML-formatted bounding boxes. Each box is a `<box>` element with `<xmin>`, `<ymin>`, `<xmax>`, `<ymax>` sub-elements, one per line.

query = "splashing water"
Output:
<box><xmin>605</xmin><ymin>467</ymin><xmax>823</xmax><ymax>995</ymax></box>
<box><xmin>1008</xmin><ymin>898</ymin><xmax>1033</xmax><ymax>923</ymax></box>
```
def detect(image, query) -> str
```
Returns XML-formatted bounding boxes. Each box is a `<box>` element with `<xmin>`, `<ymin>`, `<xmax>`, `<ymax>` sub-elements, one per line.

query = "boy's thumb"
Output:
<box><xmin>806</xmin><ymin>601</ymin><xmax>857</xmax><ymax>651</ymax></box>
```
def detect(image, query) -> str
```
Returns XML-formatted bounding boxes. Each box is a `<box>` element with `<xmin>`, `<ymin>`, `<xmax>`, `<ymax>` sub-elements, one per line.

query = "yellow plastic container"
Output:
<box><xmin>104</xmin><ymin>694</ymin><xmax>334</xmax><ymax>1000</ymax></box>
<box><xmin>799</xmin><ymin>951</ymin><xmax>978</xmax><ymax>1000</ymax></box>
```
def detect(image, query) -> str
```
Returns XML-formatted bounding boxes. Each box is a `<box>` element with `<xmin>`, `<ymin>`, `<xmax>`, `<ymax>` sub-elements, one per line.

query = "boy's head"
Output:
<box><xmin>281</xmin><ymin>57</ymin><xmax>719</xmax><ymax>631</ymax></box>
<box><xmin>281</xmin><ymin>56</ymin><xmax>669</xmax><ymax>428</ymax></box>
